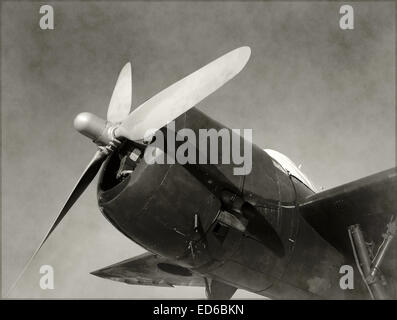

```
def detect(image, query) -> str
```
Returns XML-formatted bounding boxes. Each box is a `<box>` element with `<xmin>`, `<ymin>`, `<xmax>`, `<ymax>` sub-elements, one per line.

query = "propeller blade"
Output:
<box><xmin>5</xmin><ymin>150</ymin><xmax>109</xmax><ymax>296</ymax></box>
<box><xmin>37</xmin><ymin>149</ymin><xmax>108</xmax><ymax>253</ymax></box>
<box><xmin>117</xmin><ymin>46</ymin><xmax>251</xmax><ymax>141</ymax></box>
<box><xmin>242</xmin><ymin>203</ymin><xmax>285</xmax><ymax>258</ymax></box>
<box><xmin>107</xmin><ymin>62</ymin><xmax>132</xmax><ymax>123</ymax></box>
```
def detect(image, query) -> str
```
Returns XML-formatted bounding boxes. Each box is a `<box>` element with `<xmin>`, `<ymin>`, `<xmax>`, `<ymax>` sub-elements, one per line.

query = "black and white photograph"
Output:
<box><xmin>1</xmin><ymin>0</ymin><xmax>396</xmax><ymax>305</ymax></box>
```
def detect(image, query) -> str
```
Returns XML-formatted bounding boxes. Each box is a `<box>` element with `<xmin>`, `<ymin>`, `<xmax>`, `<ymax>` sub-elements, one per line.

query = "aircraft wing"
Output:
<box><xmin>299</xmin><ymin>167</ymin><xmax>397</xmax><ymax>279</ymax></box>
<box><xmin>91</xmin><ymin>252</ymin><xmax>205</xmax><ymax>287</ymax></box>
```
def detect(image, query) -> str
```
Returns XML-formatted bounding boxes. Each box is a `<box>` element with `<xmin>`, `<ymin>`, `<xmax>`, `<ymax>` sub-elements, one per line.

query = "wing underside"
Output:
<box><xmin>91</xmin><ymin>252</ymin><xmax>205</xmax><ymax>288</ymax></box>
<box><xmin>299</xmin><ymin>167</ymin><xmax>397</xmax><ymax>289</ymax></box>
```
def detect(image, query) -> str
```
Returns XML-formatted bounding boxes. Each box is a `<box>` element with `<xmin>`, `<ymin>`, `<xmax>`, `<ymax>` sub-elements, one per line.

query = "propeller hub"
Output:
<box><xmin>74</xmin><ymin>112</ymin><xmax>115</xmax><ymax>146</ymax></box>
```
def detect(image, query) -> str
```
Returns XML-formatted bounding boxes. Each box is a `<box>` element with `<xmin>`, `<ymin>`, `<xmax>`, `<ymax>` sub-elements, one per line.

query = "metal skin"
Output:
<box><xmin>96</xmin><ymin>108</ymin><xmax>355</xmax><ymax>299</ymax></box>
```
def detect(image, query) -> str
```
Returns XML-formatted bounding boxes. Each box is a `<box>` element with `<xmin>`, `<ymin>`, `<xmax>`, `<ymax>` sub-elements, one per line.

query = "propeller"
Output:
<box><xmin>30</xmin><ymin>46</ymin><xmax>251</xmax><ymax>260</ymax></box>
<box><xmin>31</xmin><ymin>62</ymin><xmax>133</xmax><ymax>257</ymax></box>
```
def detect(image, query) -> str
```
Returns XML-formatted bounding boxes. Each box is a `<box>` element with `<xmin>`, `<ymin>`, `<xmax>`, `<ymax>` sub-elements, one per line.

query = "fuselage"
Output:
<box><xmin>97</xmin><ymin>108</ymin><xmax>355</xmax><ymax>299</ymax></box>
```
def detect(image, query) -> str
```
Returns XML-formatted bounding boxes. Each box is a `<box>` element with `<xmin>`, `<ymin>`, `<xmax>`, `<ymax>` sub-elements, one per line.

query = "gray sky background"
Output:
<box><xmin>1</xmin><ymin>1</ymin><xmax>395</xmax><ymax>298</ymax></box>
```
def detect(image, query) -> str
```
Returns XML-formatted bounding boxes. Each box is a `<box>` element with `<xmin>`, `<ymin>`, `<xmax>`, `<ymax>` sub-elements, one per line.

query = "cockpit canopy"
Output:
<box><xmin>264</xmin><ymin>149</ymin><xmax>317</xmax><ymax>192</ymax></box>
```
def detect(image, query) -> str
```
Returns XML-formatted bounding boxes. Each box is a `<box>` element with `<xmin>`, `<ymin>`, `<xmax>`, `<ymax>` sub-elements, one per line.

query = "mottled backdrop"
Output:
<box><xmin>1</xmin><ymin>1</ymin><xmax>395</xmax><ymax>298</ymax></box>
